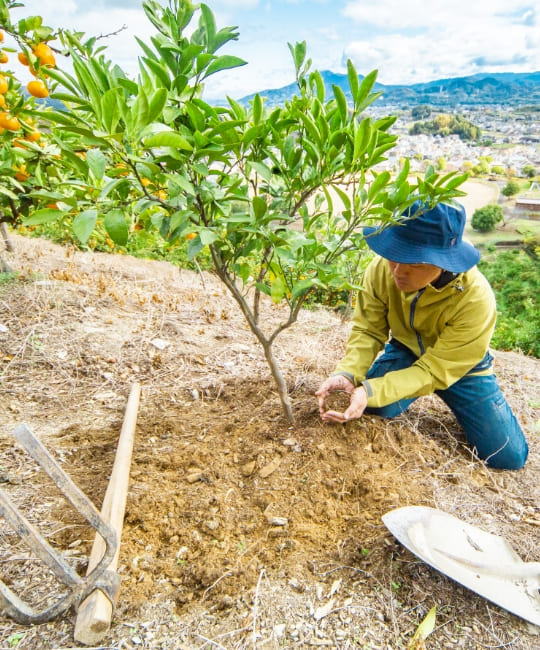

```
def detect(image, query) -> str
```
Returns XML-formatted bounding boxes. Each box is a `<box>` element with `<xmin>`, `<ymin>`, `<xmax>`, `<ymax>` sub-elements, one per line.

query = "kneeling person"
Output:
<box><xmin>316</xmin><ymin>201</ymin><xmax>529</xmax><ymax>470</ymax></box>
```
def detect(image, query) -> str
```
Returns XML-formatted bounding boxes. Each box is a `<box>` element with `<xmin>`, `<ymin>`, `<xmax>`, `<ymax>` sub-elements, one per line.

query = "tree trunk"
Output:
<box><xmin>260</xmin><ymin>339</ymin><xmax>295</xmax><ymax>424</ymax></box>
<box><xmin>0</xmin><ymin>221</ymin><xmax>14</xmax><ymax>253</ymax></box>
<box><xmin>209</xmin><ymin>252</ymin><xmax>296</xmax><ymax>424</ymax></box>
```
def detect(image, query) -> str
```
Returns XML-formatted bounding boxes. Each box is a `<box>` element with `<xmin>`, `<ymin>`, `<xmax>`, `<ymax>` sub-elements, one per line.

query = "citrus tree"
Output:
<box><xmin>3</xmin><ymin>0</ymin><xmax>468</xmax><ymax>422</ymax></box>
<box><xmin>0</xmin><ymin>2</ymin><xmax>78</xmax><ymax>260</ymax></box>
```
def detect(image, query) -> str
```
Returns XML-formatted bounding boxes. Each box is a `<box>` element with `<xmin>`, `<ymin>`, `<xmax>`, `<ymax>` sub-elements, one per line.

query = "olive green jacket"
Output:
<box><xmin>334</xmin><ymin>256</ymin><xmax>497</xmax><ymax>408</ymax></box>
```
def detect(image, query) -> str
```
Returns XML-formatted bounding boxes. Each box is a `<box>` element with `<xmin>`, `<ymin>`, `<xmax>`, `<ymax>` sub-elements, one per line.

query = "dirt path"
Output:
<box><xmin>459</xmin><ymin>179</ymin><xmax>499</xmax><ymax>217</ymax></box>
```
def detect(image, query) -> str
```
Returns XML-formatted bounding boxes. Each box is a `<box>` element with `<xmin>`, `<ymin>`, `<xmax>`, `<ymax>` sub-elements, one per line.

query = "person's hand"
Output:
<box><xmin>315</xmin><ymin>376</ymin><xmax>368</xmax><ymax>423</ymax></box>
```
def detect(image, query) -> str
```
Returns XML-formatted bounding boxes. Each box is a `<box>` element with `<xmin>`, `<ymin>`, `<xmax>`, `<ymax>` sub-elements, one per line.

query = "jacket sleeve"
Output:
<box><xmin>333</xmin><ymin>259</ymin><xmax>390</xmax><ymax>383</ymax></box>
<box><xmin>362</xmin><ymin>279</ymin><xmax>497</xmax><ymax>407</ymax></box>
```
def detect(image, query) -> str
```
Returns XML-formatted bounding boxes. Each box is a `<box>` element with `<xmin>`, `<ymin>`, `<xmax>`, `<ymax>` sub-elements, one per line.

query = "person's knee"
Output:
<box><xmin>481</xmin><ymin>440</ymin><xmax>529</xmax><ymax>470</ymax></box>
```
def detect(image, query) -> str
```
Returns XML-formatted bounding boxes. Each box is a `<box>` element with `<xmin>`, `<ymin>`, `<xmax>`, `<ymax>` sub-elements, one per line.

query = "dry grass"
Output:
<box><xmin>0</xmin><ymin>232</ymin><xmax>539</xmax><ymax>649</ymax></box>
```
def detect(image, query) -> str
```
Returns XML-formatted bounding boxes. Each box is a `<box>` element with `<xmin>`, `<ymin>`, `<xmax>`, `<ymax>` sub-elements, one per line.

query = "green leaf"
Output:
<box><xmin>395</xmin><ymin>159</ymin><xmax>410</xmax><ymax>185</ymax></box>
<box><xmin>50</xmin><ymin>92</ymin><xmax>92</xmax><ymax>108</ymax></box>
<box><xmin>353</xmin><ymin>118</ymin><xmax>372</xmax><ymax>160</ymax></box>
<box><xmin>291</xmin><ymin>277</ymin><xmax>321</xmax><ymax>300</ymax></box>
<box><xmin>199</xmin><ymin>229</ymin><xmax>219</xmax><ymax>245</ymax></box>
<box><xmin>144</xmin><ymin>131</ymin><xmax>193</xmax><ymax>150</ymax></box>
<box><xmin>370</xmin><ymin>141</ymin><xmax>397</xmax><ymax>165</ymax></box>
<box><xmin>196</xmin><ymin>53</ymin><xmax>214</xmax><ymax>75</ymax></box>
<box><xmin>148</xmin><ymin>88</ymin><xmax>168</xmax><ymax>123</ymax></box>
<box><xmin>141</xmin><ymin>56</ymin><xmax>172</xmax><ymax>89</ymax></box>
<box><xmin>34</xmin><ymin>26</ymin><xmax>54</xmax><ymax>41</ymax></box>
<box><xmin>251</xmin><ymin>94</ymin><xmax>263</xmax><ymax>125</ymax></box>
<box><xmin>288</xmin><ymin>41</ymin><xmax>307</xmax><ymax>77</ymax></box>
<box><xmin>355</xmin><ymin>69</ymin><xmax>378</xmax><ymax>109</ymax></box>
<box><xmin>232</xmin><ymin>262</ymin><xmax>251</xmax><ymax>283</ymax></box>
<box><xmin>86</xmin><ymin>149</ymin><xmax>107</xmax><ymax>181</ymax></box>
<box><xmin>72</xmin><ymin>56</ymin><xmax>102</xmax><ymax>122</ymax></box>
<box><xmin>131</xmin><ymin>86</ymin><xmax>150</xmax><ymax>135</ymax></box>
<box><xmin>104</xmin><ymin>209</ymin><xmax>129</xmax><ymax>246</ymax></box>
<box><xmin>331</xmin><ymin>184</ymin><xmax>352</xmax><ymax>212</ymax></box>
<box><xmin>117</xmin><ymin>76</ymin><xmax>139</xmax><ymax>95</ymax></box>
<box><xmin>0</xmin><ymin>186</ymin><xmax>18</xmax><ymax>201</ymax></box>
<box><xmin>322</xmin><ymin>186</ymin><xmax>334</xmax><ymax>214</ymax></box>
<box><xmin>251</xmin><ymin>196</ymin><xmax>267</xmax><ymax>220</ymax></box>
<box><xmin>408</xmin><ymin>606</ymin><xmax>436</xmax><ymax>648</ymax></box>
<box><xmin>254</xmin><ymin>282</ymin><xmax>271</xmax><ymax>297</ymax></box>
<box><xmin>203</xmin><ymin>55</ymin><xmax>247</xmax><ymax>79</ymax></box>
<box><xmin>368</xmin><ymin>171</ymin><xmax>391</xmax><ymax>201</ymax></box>
<box><xmin>165</xmin><ymin>173</ymin><xmax>196</xmax><ymax>196</ymax></box>
<box><xmin>73</xmin><ymin>210</ymin><xmax>98</xmax><ymax>244</ymax></box>
<box><xmin>333</xmin><ymin>85</ymin><xmax>348</xmax><ymax>123</ymax></box>
<box><xmin>22</xmin><ymin>209</ymin><xmax>66</xmax><ymax>226</ymax></box>
<box><xmin>227</xmin><ymin>96</ymin><xmax>246</xmax><ymax>120</ymax></box>
<box><xmin>283</xmin><ymin>135</ymin><xmax>295</xmax><ymax>167</ymax></box>
<box><xmin>347</xmin><ymin>60</ymin><xmax>359</xmax><ymax>101</ymax></box>
<box><xmin>100</xmin><ymin>177</ymin><xmax>131</xmax><ymax>200</ymax></box>
<box><xmin>270</xmin><ymin>275</ymin><xmax>286</xmax><ymax>303</ymax></box>
<box><xmin>48</xmin><ymin>123</ymin><xmax>110</xmax><ymax>147</ymax></box>
<box><xmin>187</xmin><ymin>237</ymin><xmax>205</xmax><ymax>259</ymax></box>
<box><xmin>440</xmin><ymin>173</ymin><xmax>468</xmax><ymax>191</ymax></box>
<box><xmin>247</xmin><ymin>161</ymin><xmax>272</xmax><ymax>182</ymax></box>
<box><xmin>200</xmin><ymin>4</ymin><xmax>217</xmax><ymax>49</ymax></box>
<box><xmin>185</xmin><ymin>102</ymin><xmax>206</xmax><ymax>131</ymax></box>
<box><xmin>298</xmin><ymin>111</ymin><xmax>322</xmax><ymax>148</ymax></box>
<box><xmin>311</xmin><ymin>70</ymin><xmax>326</xmax><ymax>102</ymax></box>
<box><xmin>302</xmin><ymin>138</ymin><xmax>320</xmax><ymax>165</ymax></box>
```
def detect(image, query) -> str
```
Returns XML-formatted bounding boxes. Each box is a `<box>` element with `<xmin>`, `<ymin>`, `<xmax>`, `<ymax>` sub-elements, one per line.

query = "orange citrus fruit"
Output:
<box><xmin>0</xmin><ymin>31</ymin><xmax>4</xmax><ymax>43</ymax></box>
<box><xmin>18</xmin><ymin>52</ymin><xmax>29</xmax><ymax>66</ymax></box>
<box><xmin>33</xmin><ymin>43</ymin><xmax>56</xmax><ymax>67</ymax></box>
<box><xmin>0</xmin><ymin>52</ymin><xmax>8</xmax><ymax>64</ymax></box>
<box><xmin>0</xmin><ymin>112</ymin><xmax>20</xmax><ymax>131</ymax></box>
<box><xmin>0</xmin><ymin>95</ymin><xmax>6</xmax><ymax>108</ymax></box>
<box><xmin>27</xmin><ymin>79</ymin><xmax>49</xmax><ymax>98</ymax></box>
<box><xmin>25</xmin><ymin>129</ymin><xmax>41</xmax><ymax>142</ymax></box>
<box><xmin>14</xmin><ymin>164</ymin><xmax>29</xmax><ymax>182</ymax></box>
<box><xmin>185</xmin><ymin>232</ymin><xmax>197</xmax><ymax>240</ymax></box>
<box><xmin>0</xmin><ymin>74</ymin><xmax>7</xmax><ymax>94</ymax></box>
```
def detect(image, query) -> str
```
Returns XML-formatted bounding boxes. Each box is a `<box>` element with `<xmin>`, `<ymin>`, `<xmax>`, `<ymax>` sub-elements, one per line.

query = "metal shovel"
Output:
<box><xmin>382</xmin><ymin>505</ymin><xmax>540</xmax><ymax>627</ymax></box>
<box><xmin>0</xmin><ymin>424</ymin><xmax>119</xmax><ymax>625</ymax></box>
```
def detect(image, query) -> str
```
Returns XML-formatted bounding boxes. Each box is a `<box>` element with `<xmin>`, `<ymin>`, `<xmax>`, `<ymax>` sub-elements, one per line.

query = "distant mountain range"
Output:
<box><xmin>238</xmin><ymin>70</ymin><xmax>540</xmax><ymax>108</ymax></box>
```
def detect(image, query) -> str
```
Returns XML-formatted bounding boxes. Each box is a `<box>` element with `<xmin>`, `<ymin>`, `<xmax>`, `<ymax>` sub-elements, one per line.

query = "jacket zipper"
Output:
<box><xmin>410</xmin><ymin>289</ymin><xmax>426</xmax><ymax>355</ymax></box>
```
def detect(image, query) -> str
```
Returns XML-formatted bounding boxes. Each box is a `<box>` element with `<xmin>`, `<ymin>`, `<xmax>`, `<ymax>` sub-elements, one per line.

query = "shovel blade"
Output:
<box><xmin>383</xmin><ymin>506</ymin><xmax>540</xmax><ymax>627</ymax></box>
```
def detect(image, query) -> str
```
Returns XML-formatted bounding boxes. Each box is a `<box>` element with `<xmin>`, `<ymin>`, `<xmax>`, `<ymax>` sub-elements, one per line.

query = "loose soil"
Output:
<box><xmin>0</xmin><ymin>231</ymin><xmax>539</xmax><ymax>650</ymax></box>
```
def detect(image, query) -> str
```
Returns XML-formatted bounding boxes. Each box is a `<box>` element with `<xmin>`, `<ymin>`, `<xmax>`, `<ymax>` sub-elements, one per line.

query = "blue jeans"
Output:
<box><xmin>365</xmin><ymin>341</ymin><xmax>529</xmax><ymax>470</ymax></box>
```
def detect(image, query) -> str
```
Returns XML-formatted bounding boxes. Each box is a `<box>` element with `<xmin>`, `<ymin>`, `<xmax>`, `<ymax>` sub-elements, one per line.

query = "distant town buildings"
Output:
<box><xmin>367</xmin><ymin>105</ymin><xmax>540</xmax><ymax>177</ymax></box>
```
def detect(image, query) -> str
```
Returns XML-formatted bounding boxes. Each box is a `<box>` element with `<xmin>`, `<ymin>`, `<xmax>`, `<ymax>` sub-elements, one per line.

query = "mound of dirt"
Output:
<box><xmin>0</xmin><ymin>233</ymin><xmax>539</xmax><ymax>649</ymax></box>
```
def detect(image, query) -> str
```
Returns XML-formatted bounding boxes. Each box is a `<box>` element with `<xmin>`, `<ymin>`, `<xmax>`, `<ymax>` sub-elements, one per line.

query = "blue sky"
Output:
<box><xmin>8</xmin><ymin>0</ymin><xmax>540</xmax><ymax>99</ymax></box>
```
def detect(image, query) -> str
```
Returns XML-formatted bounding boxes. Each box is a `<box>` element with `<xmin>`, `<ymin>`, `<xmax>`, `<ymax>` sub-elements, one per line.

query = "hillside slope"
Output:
<box><xmin>0</xmin><ymin>234</ymin><xmax>538</xmax><ymax>649</ymax></box>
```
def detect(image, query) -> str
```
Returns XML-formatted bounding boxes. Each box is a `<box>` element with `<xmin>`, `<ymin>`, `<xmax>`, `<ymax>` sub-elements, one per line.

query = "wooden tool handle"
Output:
<box><xmin>74</xmin><ymin>382</ymin><xmax>141</xmax><ymax>646</ymax></box>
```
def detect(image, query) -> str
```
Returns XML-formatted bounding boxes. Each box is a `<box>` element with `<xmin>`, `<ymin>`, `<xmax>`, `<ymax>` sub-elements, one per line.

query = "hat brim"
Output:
<box><xmin>363</xmin><ymin>225</ymin><xmax>481</xmax><ymax>273</ymax></box>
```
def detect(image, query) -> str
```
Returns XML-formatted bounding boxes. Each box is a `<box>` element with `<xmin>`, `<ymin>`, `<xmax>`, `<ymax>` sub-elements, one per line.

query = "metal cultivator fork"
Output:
<box><xmin>0</xmin><ymin>424</ymin><xmax>120</xmax><ymax>625</ymax></box>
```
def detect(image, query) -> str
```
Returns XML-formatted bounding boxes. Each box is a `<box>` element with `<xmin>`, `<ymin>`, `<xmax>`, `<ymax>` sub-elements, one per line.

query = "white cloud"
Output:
<box><xmin>5</xmin><ymin>0</ymin><xmax>539</xmax><ymax>98</ymax></box>
<box><xmin>342</xmin><ymin>0</ymin><xmax>535</xmax><ymax>28</ymax></box>
<box><xmin>341</xmin><ymin>0</ymin><xmax>540</xmax><ymax>84</ymax></box>
<box><xmin>209</xmin><ymin>0</ymin><xmax>260</xmax><ymax>7</ymax></box>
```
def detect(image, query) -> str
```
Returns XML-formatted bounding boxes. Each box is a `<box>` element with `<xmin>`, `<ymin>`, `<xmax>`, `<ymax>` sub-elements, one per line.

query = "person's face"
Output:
<box><xmin>387</xmin><ymin>260</ymin><xmax>443</xmax><ymax>292</ymax></box>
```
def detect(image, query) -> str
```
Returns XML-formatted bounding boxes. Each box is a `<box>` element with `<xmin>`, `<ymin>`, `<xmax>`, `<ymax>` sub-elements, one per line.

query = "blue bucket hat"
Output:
<box><xmin>362</xmin><ymin>201</ymin><xmax>480</xmax><ymax>273</ymax></box>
